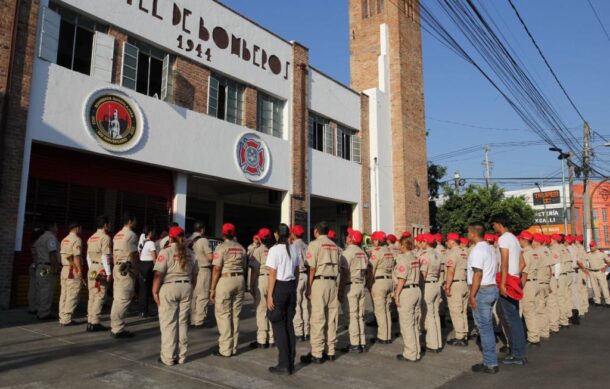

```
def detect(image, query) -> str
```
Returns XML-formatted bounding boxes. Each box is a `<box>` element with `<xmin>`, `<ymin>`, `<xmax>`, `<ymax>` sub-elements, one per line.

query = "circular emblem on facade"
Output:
<box><xmin>85</xmin><ymin>89</ymin><xmax>143</xmax><ymax>152</ymax></box>
<box><xmin>235</xmin><ymin>133</ymin><xmax>270</xmax><ymax>181</ymax></box>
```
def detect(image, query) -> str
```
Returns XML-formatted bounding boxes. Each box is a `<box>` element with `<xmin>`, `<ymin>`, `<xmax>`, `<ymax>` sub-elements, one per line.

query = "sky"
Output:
<box><xmin>220</xmin><ymin>0</ymin><xmax>610</xmax><ymax>191</ymax></box>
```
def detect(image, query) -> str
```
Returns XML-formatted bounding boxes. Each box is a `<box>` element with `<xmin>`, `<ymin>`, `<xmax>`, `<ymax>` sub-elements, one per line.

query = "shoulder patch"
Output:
<box><xmin>446</xmin><ymin>259</ymin><xmax>455</xmax><ymax>266</ymax></box>
<box><xmin>398</xmin><ymin>265</ymin><xmax>406</xmax><ymax>273</ymax></box>
<box><xmin>213</xmin><ymin>252</ymin><xmax>221</xmax><ymax>260</ymax></box>
<box><xmin>157</xmin><ymin>255</ymin><xmax>165</xmax><ymax>263</ymax></box>
<box><xmin>306</xmin><ymin>252</ymin><xmax>312</xmax><ymax>259</ymax></box>
<box><xmin>421</xmin><ymin>259</ymin><xmax>428</xmax><ymax>266</ymax></box>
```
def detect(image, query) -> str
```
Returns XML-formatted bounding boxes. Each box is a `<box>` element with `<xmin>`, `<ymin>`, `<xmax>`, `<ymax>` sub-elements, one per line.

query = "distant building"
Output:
<box><xmin>505</xmin><ymin>185</ymin><xmax>571</xmax><ymax>235</ymax></box>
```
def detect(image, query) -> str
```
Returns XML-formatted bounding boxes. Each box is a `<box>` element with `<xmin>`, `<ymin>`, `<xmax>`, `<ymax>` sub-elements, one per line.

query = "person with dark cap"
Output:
<box><xmin>153</xmin><ymin>226</ymin><xmax>198</xmax><ymax>366</ymax></box>
<box><xmin>189</xmin><ymin>222</ymin><xmax>213</xmax><ymax>328</ymax></box>
<box><xmin>339</xmin><ymin>228</ymin><xmax>368</xmax><ymax>353</ymax></box>
<box><xmin>291</xmin><ymin>225</ymin><xmax>310</xmax><ymax>341</ymax></box>
<box><xmin>250</xmin><ymin>227</ymin><xmax>275</xmax><ymax>348</ymax></box>
<box><xmin>59</xmin><ymin>221</ymin><xmax>83</xmax><ymax>326</ymax></box>
<box><xmin>210</xmin><ymin>223</ymin><xmax>247</xmax><ymax>357</ymax></box>
<box><xmin>86</xmin><ymin>216</ymin><xmax>112</xmax><ymax>332</ymax></box>
<box><xmin>266</xmin><ymin>224</ymin><xmax>299</xmax><ymax>375</ymax></box>
<box><xmin>369</xmin><ymin>231</ymin><xmax>394</xmax><ymax>344</ymax></box>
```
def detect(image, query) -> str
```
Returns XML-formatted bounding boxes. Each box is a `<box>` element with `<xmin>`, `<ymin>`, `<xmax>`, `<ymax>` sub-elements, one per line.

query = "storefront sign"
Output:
<box><xmin>235</xmin><ymin>133</ymin><xmax>270</xmax><ymax>182</ymax></box>
<box><xmin>85</xmin><ymin>89</ymin><xmax>144</xmax><ymax>152</ymax></box>
<box><xmin>533</xmin><ymin>208</ymin><xmax>566</xmax><ymax>225</ymax></box>
<box><xmin>533</xmin><ymin>190</ymin><xmax>561</xmax><ymax>206</ymax></box>
<box><xmin>527</xmin><ymin>224</ymin><xmax>570</xmax><ymax>235</ymax></box>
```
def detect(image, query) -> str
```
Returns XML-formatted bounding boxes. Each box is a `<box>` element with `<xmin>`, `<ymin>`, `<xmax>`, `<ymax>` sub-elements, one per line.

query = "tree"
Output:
<box><xmin>428</xmin><ymin>162</ymin><xmax>447</xmax><ymax>232</ymax></box>
<box><xmin>436</xmin><ymin>184</ymin><xmax>535</xmax><ymax>235</ymax></box>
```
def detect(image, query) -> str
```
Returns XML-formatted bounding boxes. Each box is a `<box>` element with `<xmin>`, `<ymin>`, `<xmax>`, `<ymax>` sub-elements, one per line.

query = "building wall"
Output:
<box><xmin>309</xmin><ymin>68</ymin><xmax>361</xmax><ymax>130</ymax></box>
<box><xmin>572</xmin><ymin>182</ymin><xmax>610</xmax><ymax>249</ymax></box>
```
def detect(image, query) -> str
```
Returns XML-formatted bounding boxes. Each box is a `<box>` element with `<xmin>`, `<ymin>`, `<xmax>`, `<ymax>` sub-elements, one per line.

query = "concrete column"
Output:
<box><xmin>172</xmin><ymin>173</ymin><xmax>188</xmax><ymax>227</ymax></box>
<box><xmin>281</xmin><ymin>191</ymin><xmax>291</xmax><ymax>225</ymax></box>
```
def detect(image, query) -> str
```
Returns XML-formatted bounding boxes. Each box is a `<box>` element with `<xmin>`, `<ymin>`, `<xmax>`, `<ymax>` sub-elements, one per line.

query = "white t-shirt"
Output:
<box><xmin>498</xmin><ymin>232</ymin><xmax>521</xmax><ymax>276</ymax></box>
<box><xmin>140</xmin><ymin>240</ymin><xmax>157</xmax><ymax>262</ymax></box>
<box><xmin>266</xmin><ymin>244</ymin><xmax>299</xmax><ymax>281</ymax></box>
<box><xmin>468</xmin><ymin>241</ymin><xmax>497</xmax><ymax>286</ymax></box>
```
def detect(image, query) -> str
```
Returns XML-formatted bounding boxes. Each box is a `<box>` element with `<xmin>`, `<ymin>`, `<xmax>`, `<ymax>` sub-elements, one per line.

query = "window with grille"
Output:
<box><xmin>309</xmin><ymin>113</ymin><xmax>329</xmax><ymax>152</ymax></box>
<box><xmin>257</xmin><ymin>93</ymin><xmax>285</xmax><ymax>138</ymax></box>
<box><xmin>208</xmin><ymin>74</ymin><xmax>245</xmax><ymax>125</ymax></box>
<box><xmin>122</xmin><ymin>39</ymin><xmax>169</xmax><ymax>99</ymax></box>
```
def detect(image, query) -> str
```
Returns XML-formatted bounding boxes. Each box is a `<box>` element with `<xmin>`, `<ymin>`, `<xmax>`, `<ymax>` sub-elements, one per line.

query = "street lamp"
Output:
<box><xmin>548</xmin><ymin>147</ymin><xmax>570</xmax><ymax>233</ymax></box>
<box><xmin>534</xmin><ymin>182</ymin><xmax>547</xmax><ymax>234</ymax></box>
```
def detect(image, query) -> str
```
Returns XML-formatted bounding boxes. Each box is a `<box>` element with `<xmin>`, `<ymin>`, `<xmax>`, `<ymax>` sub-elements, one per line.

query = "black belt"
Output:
<box><xmin>375</xmin><ymin>275</ymin><xmax>392</xmax><ymax>280</ymax></box>
<box><xmin>539</xmin><ymin>282</ymin><xmax>550</xmax><ymax>284</ymax></box>
<box><xmin>403</xmin><ymin>284</ymin><xmax>418</xmax><ymax>289</ymax></box>
<box><xmin>314</xmin><ymin>276</ymin><xmax>337</xmax><ymax>280</ymax></box>
<box><xmin>567</xmin><ymin>271</ymin><xmax>575</xmax><ymax>274</ymax></box>
<box><xmin>346</xmin><ymin>281</ymin><xmax>363</xmax><ymax>285</ymax></box>
<box><xmin>590</xmin><ymin>269</ymin><xmax>602</xmax><ymax>272</ymax></box>
<box><xmin>480</xmin><ymin>284</ymin><xmax>496</xmax><ymax>289</ymax></box>
<box><xmin>222</xmin><ymin>272</ymin><xmax>243</xmax><ymax>277</ymax></box>
<box><xmin>560</xmin><ymin>272</ymin><xmax>567</xmax><ymax>276</ymax></box>
<box><xmin>425</xmin><ymin>280</ymin><xmax>438</xmax><ymax>283</ymax></box>
<box><xmin>300</xmin><ymin>271</ymin><xmax>308</xmax><ymax>274</ymax></box>
<box><xmin>452</xmin><ymin>279</ymin><xmax>466</xmax><ymax>282</ymax></box>
<box><xmin>259</xmin><ymin>274</ymin><xmax>269</xmax><ymax>277</ymax></box>
<box><xmin>527</xmin><ymin>278</ymin><xmax>537</xmax><ymax>282</ymax></box>
<box><xmin>167</xmin><ymin>280</ymin><xmax>190</xmax><ymax>284</ymax></box>
<box><xmin>199</xmin><ymin>265</ymin><xmax>212</xmax><ymax>269</ymax></box>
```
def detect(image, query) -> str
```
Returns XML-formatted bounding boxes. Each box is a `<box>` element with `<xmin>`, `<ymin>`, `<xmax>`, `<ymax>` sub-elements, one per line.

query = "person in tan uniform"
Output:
<box><xmin>434</xmin><ymin>233</ymin><xmax>448</xmax><ymax>329</ymax></box>
<box><xmin>58</xmin><ymin>222</ymin><xmax>83</xmax><ymax>326</ymax></box>
<box><xmin>518</xmin><ymin>231</ymin><xmax>540</xmax><ymax>345</ymax></box>
<box><xmin>444</xmin><ymin>232</ymin><xmax>469</xmax><ymax>346</ymax></box>
<box><xmin>210</xmin><ymin>223</ymin><xmax>247</xmax><ymax>357</ymax></box>
<box><xmin>158</xmin><ymin>223</ymin><xmax>178</xmax><ymax>252</ymax></box>
<box><xmin>249</xmin><ymin>227</ymin><xmax>275</xmax><ymax>348</ymax></box>
<box><xmin>153</xmin><ymin>226</ymin><xmax>197</xmax><ymax>366</ymax></box>
<box><xmin>86</xmin><ymin>216</ymin><xmax>112</xmax><ymax>332</ymax></box>
<box><xmin>110</xmin><ymin>212</ymin><xmax>139</xmax><ymax>338</ymax></box>
<box><xmin>551</xmin><ymin>234</ymin><xmax>572</xmax><ymax>327</ymax></box>
<box><xmin>28</xmin><ymin>227</ymin><xmax>45</xmax><ymax>314</ymax></box>
<box><xmin>32</xmin><ymin>224</ymin><xmax>60</xmax><ymax>320</ymax></box>
<box><xmin>420</xmin><ymin>233</ymin><xmax>442</xmax><ymax>352</ymax></box>
<box><xmin>394</xmin><ymin>235</ymin><xmax>422</xmax><ymax>362</ymax></box>
<box><xmin>189</xmin><ymin>222</ymin><xmax>213</xmax><ymax>328</ymax></box>
<box><xmin>339</xmin><ymin>228</ymin><xmax>368</xmax><ymax>353</ymax></box>
<box><xmin>575</xmin><ymin>235</ymin><xmax>590</xmax><ymax>314</ymax></box>
<box><xmin>291</xmin><ymin>225</ymin><xmax>310</xmax><ymax>341</ymax></box>
<box><xmin>301</xmin><ymin>221</ymin><xmax>340</xmax><ymax>364</ymax></box>
<box><xmin>532</xmin><ymin>233</ymin><xmax>553</xmax><ymax>339</ymax></box>
<box><xmin>588</xmin><ymin>241</ymin><xmax>609</xmax><ymax>307</ymax></box>
<box><xmin>368</xmin><ymin>231</ymin><xmax>395</xmax><ymax>344</ymax></box>
<box><xmin>544</xmin><ymin>235</ymin><xmax>561</xmax><ymax>333</ymax></box>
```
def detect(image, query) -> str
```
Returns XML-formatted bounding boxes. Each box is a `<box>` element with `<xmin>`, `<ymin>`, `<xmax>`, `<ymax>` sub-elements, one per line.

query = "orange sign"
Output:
<box><xmin>527</xmin><ymin>224</ymin><xmax>571</xmax><ymax>235</ymax></box>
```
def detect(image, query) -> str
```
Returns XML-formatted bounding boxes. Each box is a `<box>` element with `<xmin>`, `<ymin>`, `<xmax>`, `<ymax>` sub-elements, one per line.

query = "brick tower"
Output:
<box><xmin>349</xmin><ymin>0</ymin><xmax>429</xmax><ymax>232</ymax></box>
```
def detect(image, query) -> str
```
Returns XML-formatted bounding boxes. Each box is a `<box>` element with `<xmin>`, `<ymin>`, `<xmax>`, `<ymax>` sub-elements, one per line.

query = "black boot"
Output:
<box><xmin>440</xmin><ymin>315</ymin><xmax>447</xmax><ymax>329</ymax></box>
<box><xmin>571</xmin><ymin>309</ymin><xmax>580</xmax><ymax>325</ymax></box>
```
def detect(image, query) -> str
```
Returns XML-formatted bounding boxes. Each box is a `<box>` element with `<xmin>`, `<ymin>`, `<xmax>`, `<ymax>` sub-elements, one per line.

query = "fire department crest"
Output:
<box><xmin>235</xmin><ymin>133</ymin><xmax>270</xmax><ymax>181</ymax></box>
<box><xmin>85</xmin><ymin>89</ymin><xmax>144</xmax><ymax>152</ymax></box>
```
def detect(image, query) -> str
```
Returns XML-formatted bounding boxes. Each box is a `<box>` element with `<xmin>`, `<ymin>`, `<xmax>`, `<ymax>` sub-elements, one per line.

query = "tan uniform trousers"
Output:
<box><xmin>536</xmin><ymin>283</ymin><xmax>550</xmax><ymax>338</ymax></box>
<box><xmin>590</xmin><ymin>270</ymin><xmax>610</xmax><ymax>304</ymax></box>
<box><xmin>547</xmin><ymin>278</ymin><xmax>560</xmax><ymax>332</ymax></box>
<box><xmin>343</xmin><ymin>282</ymin><xmax>366</xmax><ymax>346</ymax></box>
<box><xmin>59</xmin><ymin>266</ymin><xmax>82</xmax><ymax>324</ymax></box>
<box><xmin>110</xmin><ymin>267</ymin><xmax>135</xmax><ymax>333</ymax></box>
<box><xmin>159</xmin><ymin>282</ymin><xmax>192</xmax><ymax>365</ymax></box>
<box><xmin>447</xmin><ymin>281</ymin><xmax>469</xmax><ymax>340</ymax></box>
<box><xmin>215</xmin><ymin>276</ymin><xmax>244</xmax><ymax>356</ymax></box>
<box><xmin>558</xmin><ymin>274</ymin><xmax>572</xmax><ymax>326</ymax></box>
<box><xmin>28</xmin><ymin>264</ymin><xmax>37</xmax><ymax>312</ymax></box>
<box><xmin>255</xmin><ymin>275</ymin><xmax>274</xmax><ymax>344</ymax></box>
<box><xmin>398</xmin><ymin>287</ymin><xmax>422</xmax><ymax>361</ymax></box>
<box><xmin>310</xmin><ymin>279</ymin><xmax>339</xmax><ymax>358</ymax></box>
<box><xmin>521</xmin><ymin>282</ymin><xmax>539</xmax><ymax>342</ymax></box>
<box><xmin>294</xmin><ymin>273</ymin><xmax>310</xmax><ymax>337</ymax></box>
<box><xmin>578</xmin><ymin>272</ymin><xmax>589</xmax><ymax>313</ymax></box>
<box><xmin>35</xmin><ymin>265</ymin><xmax>56</xmax><ymax>318</ymax></box>
<box><xmin>190</xmin><ymin>268</ymin><xmax>211</xmax><ymax>325</ymax></box>
<box><xmin>372</xmin><ymin>278</ymin><xmax>393</xmax><ymax>342</ymax></box>
<box><xmin>570</xmin><ymin>273</ymin><xmax>581</xmax><ymax>313</ymax></box>
<box><xmin>87</xmin><ymin>275</ymin><xmax>107</xmax><ymax>325</ymax></box>
<box><xmin>423</xmin><ymin>282</ymin><xmax>442</xmax><ymax>350</ymax></box>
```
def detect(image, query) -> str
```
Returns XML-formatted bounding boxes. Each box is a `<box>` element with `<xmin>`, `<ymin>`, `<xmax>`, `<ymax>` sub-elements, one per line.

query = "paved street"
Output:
<box><xmin>1</xmin><ymin>297</ymin><xmax>609</xmax><ymax>389</ymax></box>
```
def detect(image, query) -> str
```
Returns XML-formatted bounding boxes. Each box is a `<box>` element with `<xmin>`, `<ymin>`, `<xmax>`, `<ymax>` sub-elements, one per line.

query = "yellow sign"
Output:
<box><xmin>527</xmin><ymin>224</ymin><xmax>571</xmax><ymax>235</ymax></box>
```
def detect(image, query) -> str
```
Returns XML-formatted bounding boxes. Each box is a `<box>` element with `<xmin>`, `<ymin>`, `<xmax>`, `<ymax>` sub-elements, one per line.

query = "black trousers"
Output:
<box><xmin>139</xmin><ymin>261</ymin><xmax>154</xmax><ymax>313</ymax></box>
<box><xmin>270</xmin><ymin>280</ymin><xmax>297</xmax><ymax>370</ymax></box>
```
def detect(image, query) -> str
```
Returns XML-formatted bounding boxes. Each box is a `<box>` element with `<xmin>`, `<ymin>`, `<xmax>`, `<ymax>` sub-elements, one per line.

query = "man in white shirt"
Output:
<box><xmin>492</xmin><ymin>214</ymin><xmax>527</xmax><ymax>366</ymax></box>
<box><xmin>467</xmin><ymin>223</ymin><xmax>498</xmax><ymax>374</ymax></box>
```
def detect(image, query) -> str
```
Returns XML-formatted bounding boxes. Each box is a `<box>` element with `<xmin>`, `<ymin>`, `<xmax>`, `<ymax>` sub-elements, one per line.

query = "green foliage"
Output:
<box><xmin>428</xmin><ymin>162</ymin><xmax>447</xmax><ymax>231</ymax></box>
<box><xmin>437</xmin><ymin>184</ymin><xmax>535</xmax><ymax>235</ymax></box>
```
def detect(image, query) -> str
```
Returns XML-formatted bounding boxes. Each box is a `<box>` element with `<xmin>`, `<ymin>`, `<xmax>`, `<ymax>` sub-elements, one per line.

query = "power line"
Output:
<box><xmin>426</xmin><ymin>116</ymin><xmax>529</xmax><ymax>132</ymax></box>
<box><xmin>587</xmin><ymin>0</ymin><xmax>610</xmax><ymax>47</ymax></box>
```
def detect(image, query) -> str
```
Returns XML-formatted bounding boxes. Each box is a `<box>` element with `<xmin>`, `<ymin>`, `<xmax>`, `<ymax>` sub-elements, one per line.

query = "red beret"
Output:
<box><xmin>422</xmin><ymin>233</ymin><xmax>436</xmax><ymax>244</ymax></box>
<box><xmin>222</xmin><ymin>223</ymin><xmax>236</xmax><ymax>235</ymax></box>
<box><xmin>533</xmin><ymin>233</ymin><xmax>546</xmax><ymax>243</ymax></box>
<box><xmin>446</xmin><ymin>232</ymin><xmax>460</xmax><ymax>242</ymax></box>
<box><xmin>328</xmin><ymin>230</ymin><xmax>337</xmax><ymax>239</ymax></box>
<box><xmin>518</xmin><ymin>231</ymin><xmax>534</xmax><ymax>241</ymax></box>
<box><xmin>258</xmin><ymin>228</ymin><xmax>272</xmax><ymax>239</ymax></box>
<box><xmin>590</xmin><ymin>241</ymin><xmax>597</xmax><ymax>247</ymax></box>
<box><xmin>551</xmin><ymin>234</ymin><xmax>563</xmax><ymax>243</ymax></box>
<box><xmin>401</xmin><ymin>231</ymin><xmax>412</xmax><ymax>238</ymax></box>
<box><xmin>576</xmin><ymin>235</ymin><xmax>584</xmax><ymax>243</ymax></box>
<box><xmin>484</xmin><ymin>233</ymin><xmax>496</xmax><ymax>242</ymax></box>
<box><xmin>348</xmin><ymin>229</ymin><xmax>363</xmax><ymax>245</ymax></box>
<box><xmin>565</xmin><ymin>235</ymin><xmax>575</xmax><ymax>243</ymax></box>
<box><xmin>168</xmin><ymin>226</ymin><xmax>184</xmax><ymax>239</ymax></box>
<box><xmin>387</xmin><ymin>234</ymin><xmax>397</xmax><ymax>243</ymax></box>
<box><xmin>371</xmin><ymin>231</ymin><xmax>386</xmax><ymax>241</ymax></box>
<box><xmin>291</xmin><ymin>225</ymin><xmax>305</xmax><ymax>237</ymax></box>
<box><xmin>459</xmin><ymin>237</ymin><xmax>469</xmax><ymax>245</ymax></box>
<box><xmin>434</xmin><ymin>233</ymin><xmax>443</xmax><ymax>243</ymax></box>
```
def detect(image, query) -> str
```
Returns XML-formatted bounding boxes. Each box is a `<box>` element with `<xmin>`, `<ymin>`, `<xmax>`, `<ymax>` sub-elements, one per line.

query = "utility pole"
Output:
<box><xmin>482</xmin><ymin>144</ymin><xmax>493</xmax><ymax>189</ymax></box>
<box><xmin>583</xmin><ymin>122</ymin><xmax>592</xmax><ymax>246</ymax></box>
<box><xmin>567</xmin><ymin>152</ymin><xmax>575</xmax><ymax>235</ymax></box>
<box><xmin>454</xmin><ymin>170</ymin><xmax>461</xmax><ymax>194</ymax></box>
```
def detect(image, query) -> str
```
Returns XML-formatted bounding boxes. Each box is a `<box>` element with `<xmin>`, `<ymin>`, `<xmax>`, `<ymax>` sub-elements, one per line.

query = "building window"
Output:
<box><xmin>362</xmin><ymin>0</ymin><xmax>370</xmax><ymax>18</ymax></box>
<box><xmin>309</xmin><ymin>113</ymin><xmax>329</xmax><ymax>152</ymax></box>
<box><xmin>603</xmin><ymin>208</ymin><xmax>607</xmax><ymax>222</ymax></box>
<box><xmin>208</xmin><ymin>74</ymin><xmax>245</xmax><ymax>125</ymax></box>
<box><xmin>336</xmin><ymin>126</ymin><xmax>362</xmax><ymax>163</ymax></box>
<box><xmin>593</xmin><ymin>228</ymin><xmax>600</xmax><ymax>242</ymax></box>
<box><xmin>53</xmin><ymin>6</ymin><xmax>106</xmax><ymax>75</ymax></box>
<box><xmin>377</xmin><ymin>0</ymin><xmax>385</xmax><ymax>13</ymax></box>
<box><xmin>122</xmin><ymin>40</ymin><xmax>169</xmax><ymax>99</ymax></box>
<box><xmin>593</xmin><ymin>210</ymin><xmax>599</xmax><ymax>222</ymax></box>
<box><xmin>604</xmin><ymin>225</ymin><xmax>609</xmax><ymax>244</ymax></box>
<box><xmin>257</xmin><ymin>93</ymin><xmax>284</xmax><ymax>138</ymax></box>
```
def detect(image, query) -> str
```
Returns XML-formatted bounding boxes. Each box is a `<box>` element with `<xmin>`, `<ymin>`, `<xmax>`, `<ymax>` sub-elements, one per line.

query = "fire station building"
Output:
<box><xmin>0</xmin><ymin>0</ymin><xmax>429</xmax><ymax>307</ymax></box>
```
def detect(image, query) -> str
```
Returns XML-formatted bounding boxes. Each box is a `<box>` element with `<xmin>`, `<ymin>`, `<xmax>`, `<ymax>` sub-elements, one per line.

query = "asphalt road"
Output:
<box><xmin>1</xmin><ymin>296</ymin><xmax>608</xmax><ymax>389</ymax></box>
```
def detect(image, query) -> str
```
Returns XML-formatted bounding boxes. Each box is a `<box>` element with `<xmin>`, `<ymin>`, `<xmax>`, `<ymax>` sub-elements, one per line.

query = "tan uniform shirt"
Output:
<box><xmin>213</xmin><ymin>240</ymin><xmax>246</xmax><ymax>273</ymax></box>
<box><xmin>394</xmin><ymin>251</ymin><xmax>420</xmax><ymax>285</ymax></box>
<box><xmin>445</xmin><ymin>246</ymin><xmax>468</xmax><ymax>281</ymax></box>
<box><xmin>435</xmin><ymin>244</ymin><xmax>448</xmax><ymax>270</ymax></box>
<box><xmin>588</xmin><ymin>251</ymin><xmax>608</xmax><ymax>271</ymax></box>
<box><xmin>306</xmin><ymin>235</ymin><xmax>339</xmax><ymax>278</ymax></box>
<box><xmin>33</xmin><ymin>231</ymin><xmax>59</xmax><ymax>264</ymax></box>
<box><xmin>154</xmin><ymin>243</ymin><xmax>198</xmax><ymax>283</ymax></box>
<box><xmin>559</xmin><ymin>245</ymin><xmax>572</xmax><ymax>273</ymax></box>
<box><xmin>419</xmin><ymin>248</ymin><xmax>440</xmax><ymax>281</ymax></box>
<box><xmin>535</xmin><ymin>246</ymin><xmax>553</xmax><ymax>283</ymax></box>
<box><xmin>191</xmin><ymin>233</ymin><xmax>213</xmax><ymax>267</ymax></box>
<box><xmin>370</xmin><ymin>245</ymin><xmax>394</xmax><ymax>277</ymax></box>
<box><xmin>522</xmin><ymin>246</ymin><xmax>539</xmax><ymax>280</ymax></box>
<box><xmin>113</xmin><ymin>227</ymin><xmax>138</xmax><ymax>264</ymax></box>
<box><xmin>87</xmin><ymin>229</ymin><xmax>111</xmax><ymax>268</ymax></box>
<box><xmin>60</xmin><ymin>232</ymin><xmax>82</xmax><ymax>266</ymax></box>
<box><xmin>249</xmin><ymin>244</ymin><xmax>270</xmax><ymax>275</ymax></box>
<box><xmin>159</xmin><ymin>236</ymin><xmax>171</xmax><ymax>251</ymax></box>
<box><xmin>340</xmin><ymin>244</ymin><xmax>368</xmax><ymax>283</ymax></box>
<box><xmin>549</xmin><ymin>245</ymin><xmax>563</xmax><ymax>271</ymax></box>
<box><xmin>576</xmin><ymin>244</ymin><xmax>588</xmax><ymax>268</ymax></box>
<box><xmin>293</xmin><ymin>238</ymin><xmax>308</xmax><ymax>273</ymax></box>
